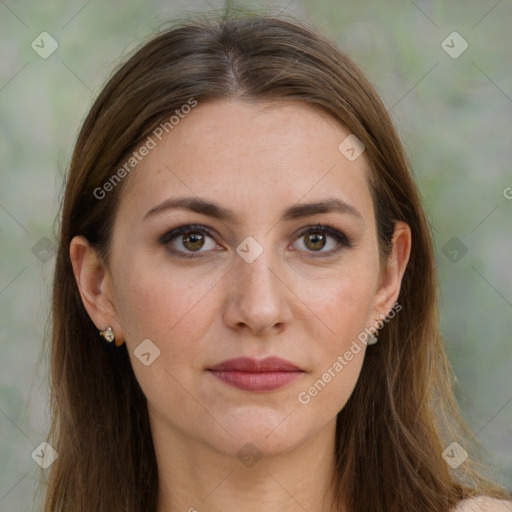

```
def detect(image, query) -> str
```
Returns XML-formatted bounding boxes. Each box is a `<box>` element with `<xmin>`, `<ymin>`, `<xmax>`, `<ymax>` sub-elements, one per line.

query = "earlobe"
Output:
<box><xmin>69</xmin><ymin>235</ymin><xmax>124</xmax><ymax>344</ymax></box>
<box><xmin>372</xmin><ymin>221</ymin><xmax>411</xmax><ymax>320</ymax></box>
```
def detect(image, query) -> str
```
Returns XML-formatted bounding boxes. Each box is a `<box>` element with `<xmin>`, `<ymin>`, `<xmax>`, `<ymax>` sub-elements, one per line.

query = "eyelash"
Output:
<box><xmin>160</xmin><ymin>223</ymin><xmax>353</xmax><ymax>259</ymax></box>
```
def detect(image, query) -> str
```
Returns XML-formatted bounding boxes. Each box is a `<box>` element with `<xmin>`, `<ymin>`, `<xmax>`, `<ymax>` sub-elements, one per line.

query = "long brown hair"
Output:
<box><xmin>42</xmin><ymin>9</ymin><xmax>511</xmax><ymax>511</ymax></box>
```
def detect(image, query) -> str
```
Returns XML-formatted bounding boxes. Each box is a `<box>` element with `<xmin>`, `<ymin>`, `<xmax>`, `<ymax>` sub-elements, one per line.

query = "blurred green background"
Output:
<box><xmin>1</xmin><ymin>0</ymin><xmax>511</xmax><ymax>509</ymax></box>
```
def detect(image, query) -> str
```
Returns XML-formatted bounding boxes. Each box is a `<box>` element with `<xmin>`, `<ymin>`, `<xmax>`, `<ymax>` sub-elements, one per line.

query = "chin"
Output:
<box><xmin>202</xmin><ymin>407</ymin><xmax>325</xmax><ymax>460</ymax></box>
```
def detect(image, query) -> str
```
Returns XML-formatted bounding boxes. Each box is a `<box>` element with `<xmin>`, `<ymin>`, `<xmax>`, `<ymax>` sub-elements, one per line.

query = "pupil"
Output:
<box><xmin>184</xmin><ymin>232</ymin><xmax>204</xmax><ymax>250</ymax></box>
<box><xmin>307</xmin><ymin>233</ymin><xmax>325</xmax><ymax>250</ymax></box>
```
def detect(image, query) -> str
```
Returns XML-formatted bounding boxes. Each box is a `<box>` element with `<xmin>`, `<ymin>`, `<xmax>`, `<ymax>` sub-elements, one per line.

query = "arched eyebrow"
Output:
<box><xmin>143</xmin><ymin>196</ymin><xmax>364</xmax><ymax>225</ymax></box>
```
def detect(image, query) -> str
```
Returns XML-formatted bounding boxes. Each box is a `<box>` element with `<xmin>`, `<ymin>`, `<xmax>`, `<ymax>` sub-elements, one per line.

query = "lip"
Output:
<box><xmin>207</xmin><ymin>357</ymin><xmax>305</xmax><ymax>392</ymax></box>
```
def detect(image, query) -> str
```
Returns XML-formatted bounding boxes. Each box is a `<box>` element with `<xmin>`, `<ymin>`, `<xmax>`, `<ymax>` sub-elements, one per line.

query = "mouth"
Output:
<box><xmin>206</xmin><ymin>356</ymin><xmax>305</xmax><ymax>392</ymax></box>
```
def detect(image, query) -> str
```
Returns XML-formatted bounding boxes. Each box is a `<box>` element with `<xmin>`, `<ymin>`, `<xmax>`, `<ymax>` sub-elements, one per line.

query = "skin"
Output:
<box><xmin>70</xmin><ymin>99</ymin><xmax>411</xmax><ymax>512</ymax></box>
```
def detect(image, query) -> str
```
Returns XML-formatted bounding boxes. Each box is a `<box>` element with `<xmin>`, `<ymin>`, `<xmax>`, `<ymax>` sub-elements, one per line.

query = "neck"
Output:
<box><xmin>153</xmin><ymin>417</ymin><xmax>341</xmax><ymax>512</ymax></box>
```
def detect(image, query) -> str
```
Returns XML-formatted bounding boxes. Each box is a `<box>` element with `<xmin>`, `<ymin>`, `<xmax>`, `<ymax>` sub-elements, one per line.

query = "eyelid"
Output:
<box><xmin>293</xmin><ymin>224</ymin><xmax>353</xmax><ymax>250</ymax></box>
<box><xmin>160</xmin><ymin>223</ymin><xmax>216</xmax><ymax>245</ymax></box>
<box><xmin>286</xmin><ymin>225</ymin><xmax>353</xmax><ymax>260</ymax></box>
<box><xmin>159</xmin><ymin>223</ymin><xmax>221</xmax><ymax>259</ymax></box>
<box><xmin>160</xmin><ymin>222</ymin><xmax>353</xmax><ymax>258</ymax></box>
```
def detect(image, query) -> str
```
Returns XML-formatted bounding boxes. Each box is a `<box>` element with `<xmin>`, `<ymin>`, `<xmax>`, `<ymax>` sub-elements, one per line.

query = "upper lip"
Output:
<box><xmin>207</xmin><ymin>357</ymin><xmax>303</xmax><ymax>372</ymax></box>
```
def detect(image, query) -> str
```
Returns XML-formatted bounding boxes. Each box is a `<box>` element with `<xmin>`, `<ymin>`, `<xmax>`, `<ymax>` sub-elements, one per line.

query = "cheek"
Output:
<box><xmin>294</xmin><ymin>261</ymin><xmax>378</xmax><ymax>347</ymax></box>
<box><xmin>295</xmin><ymin>297</ymin><xmax>370</xmax><ymax>426</ymax></box>
<box><xmin>292</xmin><ymin>265</ymin><xmax>377</xmax><ymax>415</ymax></box>
<box><xmin>296</xmin><ymin>348</ymin><xmax>365</xmax><ymax>426</ymax></box>
<box><xmin>112</xmin><ymin>256</ymin><xmax>221</xmax><ymax>409</ymax></box>
<box><xmin>114</xmin><ymin>252</ymin><xmax>221</xmax><ymax>344</ymax></box>
<box><xmin>327</xmin><ymin>276</ymin><xmax>375</xmax><ymax>340</ymax></box>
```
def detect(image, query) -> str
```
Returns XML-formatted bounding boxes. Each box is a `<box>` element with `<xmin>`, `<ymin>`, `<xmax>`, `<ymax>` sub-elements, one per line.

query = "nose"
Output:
<box><xmin>222</xmin><ymin>244</ymin><xmax>293</xmax><ymax>336</ymax></box>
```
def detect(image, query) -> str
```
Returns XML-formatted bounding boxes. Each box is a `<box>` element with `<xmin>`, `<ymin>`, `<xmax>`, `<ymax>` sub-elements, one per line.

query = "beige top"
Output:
<box><xmin>453</xmin><ymin>497</ymin><xmax>512</xmax><ymax>512</ymax></box>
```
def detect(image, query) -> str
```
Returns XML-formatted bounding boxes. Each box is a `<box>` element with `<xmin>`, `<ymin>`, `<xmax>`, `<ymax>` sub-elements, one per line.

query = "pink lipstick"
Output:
<box><xmin>207</xmin><ymin>356</ymin><xmax>304</xmax><ymax>392</ymax></box>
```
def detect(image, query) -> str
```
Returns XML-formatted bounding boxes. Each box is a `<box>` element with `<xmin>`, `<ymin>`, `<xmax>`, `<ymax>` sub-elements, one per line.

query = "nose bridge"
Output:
<box><xmin>236</xmin><ymin>237</ymin><xmax>280</xmax><ymax>300</ymax></box>
<box><xmin>226</xmin><ymin>235</ymin><xmax>291</xmax><ymax>333</ymax></box>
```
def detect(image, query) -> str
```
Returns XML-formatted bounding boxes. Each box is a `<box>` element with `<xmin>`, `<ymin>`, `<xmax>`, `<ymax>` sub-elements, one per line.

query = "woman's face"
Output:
<box><xmin>73</xmin><ymin>99</ymin><xmax>410</xmax><ymax>459</ymax></box>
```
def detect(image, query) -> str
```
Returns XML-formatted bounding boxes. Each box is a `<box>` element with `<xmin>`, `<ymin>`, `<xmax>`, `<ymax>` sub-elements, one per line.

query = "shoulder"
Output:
<box><xmin>453</xmin><ymin>497</ymin><xmax>512</xmax><ymax>512</ymax></box>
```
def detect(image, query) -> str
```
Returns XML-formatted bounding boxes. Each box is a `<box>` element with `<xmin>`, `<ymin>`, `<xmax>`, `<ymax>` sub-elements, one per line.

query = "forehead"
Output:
<box><xmin>117</xmin><ymin>99</ymin><xmax>374</xmax><ymax>224</ymax></box>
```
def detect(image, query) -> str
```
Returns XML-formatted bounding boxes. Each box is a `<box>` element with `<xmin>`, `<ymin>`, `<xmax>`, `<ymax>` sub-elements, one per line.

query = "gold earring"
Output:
<box><xmin>99</xmin><ymin>326</ymin><xmax>115</xmax><ymax>343</ymax></box>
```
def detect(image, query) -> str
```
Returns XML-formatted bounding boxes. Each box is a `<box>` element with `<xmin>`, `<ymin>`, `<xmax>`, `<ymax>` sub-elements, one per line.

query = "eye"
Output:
<box><xmin>160</xmin><ymin>223</ymin><xmax>353</xmax><ymax>259</ymax></box>
<box><xmin>292</xmin><ymin>224</ymin><xmax>353</xmax><ymax>256</ymax></box>
<box><xmin>160</xmin><ymin>224</ymin><xmax>220</xmax><ymax>258</ymax></box>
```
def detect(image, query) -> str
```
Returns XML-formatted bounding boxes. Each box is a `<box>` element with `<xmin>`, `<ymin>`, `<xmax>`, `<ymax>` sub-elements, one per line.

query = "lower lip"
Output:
<box><xmin>208</xmin><ymin>370</ymin><xmax>303</xmax><ymax>392</ymax></box>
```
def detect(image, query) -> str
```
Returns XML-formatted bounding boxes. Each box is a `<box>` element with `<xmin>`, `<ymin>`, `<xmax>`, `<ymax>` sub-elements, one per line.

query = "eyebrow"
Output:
<box><xmin>143</xmin><ymin>196</ymin><xmax>364</xmax><ymax>224</ymax></box>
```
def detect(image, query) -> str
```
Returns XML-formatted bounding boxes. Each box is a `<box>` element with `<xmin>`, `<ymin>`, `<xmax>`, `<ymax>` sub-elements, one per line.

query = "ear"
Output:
<box><xmin>69</xmin><ymin>235</ymin><xmax>125</xmax><ymax>346</ymax></box>
<box><xmin>371</xmin><ymin>221</ymin><xmax>411</xmax><ymax>321</ymax></box>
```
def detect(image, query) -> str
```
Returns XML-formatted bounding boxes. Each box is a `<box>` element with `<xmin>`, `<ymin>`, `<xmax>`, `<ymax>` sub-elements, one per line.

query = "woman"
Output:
<box><xmin>42</xmin><ymin>11</ymin><xmax>512</xmax><ymax>512</ymax></box>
